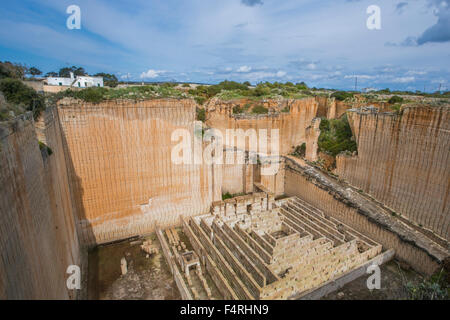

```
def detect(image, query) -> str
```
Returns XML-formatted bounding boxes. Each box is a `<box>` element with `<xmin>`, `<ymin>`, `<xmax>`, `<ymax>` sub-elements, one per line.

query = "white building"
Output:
<box><xmin>46</xmin><ymin>72</ymin><xmax>103</xmax><ymax>88</ymax></box>
<box><xmin>363</xmin><ymin>87</ymin><xmax>377</xmax><ymax>93</ymax></box>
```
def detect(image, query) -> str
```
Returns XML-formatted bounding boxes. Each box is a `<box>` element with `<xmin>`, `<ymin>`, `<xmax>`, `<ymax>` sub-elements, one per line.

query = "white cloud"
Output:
<box><xmin>392</xmin><ymin>76</ymin><xmax>415</xmax><ymax>83</ymax></box>
<box><xmin>276</xmin><ymin>70</ymin><xmax>287</xmax><ymax>77</ymax></box>
<box><xmin>237</xmin><ymin>65</ymin><xmax>252</xmax><ymax>73</ymax></box>
<box><xmin>406</xmin><ymin>70</ymin><xmax>427</xmax><ymax>75</ymax></box>
<box><xmin>344</xmin><ymin>74</ymin><xmax>376</xmax><ymax>80</ymax></box>
<box><xmin>140</xmin><ymin>69</ymin><xmax>166</xmax><ymax>79</ymax></box>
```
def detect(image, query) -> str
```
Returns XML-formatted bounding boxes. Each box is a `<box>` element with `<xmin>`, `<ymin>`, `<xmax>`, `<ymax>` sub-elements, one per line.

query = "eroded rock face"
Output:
<box><xmin>336</xmin><ymin>105</ymin><xmax>450</xmax><ymax>241</ymax></box>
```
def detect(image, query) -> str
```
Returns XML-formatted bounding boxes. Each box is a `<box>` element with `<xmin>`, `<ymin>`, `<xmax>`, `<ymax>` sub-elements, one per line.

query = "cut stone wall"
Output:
<box><xmin>57</xmin><ymin>99</ymin><xmax>221</xmax><ymax>246</ymax></box>
<box><xmin>284</xmin><ymin>156</ymin><xmax>449</xmax><ymax>275</ymax></box>
<box><xmin>0</xmin><ymin>113</ymin><xmax>81</xmax><ymax>299</ymax></box>
<box><xmin>206</xmin><ymin>98</ymin><xmax>318</xmax><ymax>155</ymax></box>
<box><xmin>336</xmin><ymin>106</ymin><xmax>450</xmax><ymax>241</ymax></box>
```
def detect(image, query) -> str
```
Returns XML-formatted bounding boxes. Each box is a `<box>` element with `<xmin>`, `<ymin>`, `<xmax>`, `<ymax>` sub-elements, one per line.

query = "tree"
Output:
<box><xmin>28</xmin><ymin>67</ymin><xmax>42</xmax><ymax>77</ymax></box>
<box><xmin>331</xmin><ymin>91</ymin><xmax>354</xmax><ymax>101</ymax></box>
<box><xmin>94</xmin><ymin>73</ymin><xmax>118</xmax><ymax>87</ymax></box>
<box><xmin>0</xmin><ymin>78</ymin><xmax>45</xmax><ymax>118</ymax></box>
<box><xmin>0</xmin><ymin>61</ymin><xmax>27</xmax><ymax>79</ymax></box>
<box><xmin>59</xmin><ymin>66</ymin><xmax>87</xmax><ymax>77</ymax></box>
<box><xmin>45</xmin><ymin>72</ymin><xmax>58</xmax><ymax>77</ymax></box>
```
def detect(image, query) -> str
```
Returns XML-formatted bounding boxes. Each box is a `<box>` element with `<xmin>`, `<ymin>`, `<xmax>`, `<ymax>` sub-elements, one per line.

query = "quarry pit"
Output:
<box><xmin>1</xmin><ymin>95</ymin><xmax>449</xmax><ymax>300</ymax></box>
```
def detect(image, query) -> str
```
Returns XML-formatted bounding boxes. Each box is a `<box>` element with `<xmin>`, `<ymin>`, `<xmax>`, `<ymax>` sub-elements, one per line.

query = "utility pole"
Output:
<box><xmin>438</xmin><ymin>82</ymin><xmax>442</xmax><ymax>93</ymax></box>
<box><xmin>355</xmin><ymin>75</ymin><xmax>358</xmax><ymax>92</ymax></box>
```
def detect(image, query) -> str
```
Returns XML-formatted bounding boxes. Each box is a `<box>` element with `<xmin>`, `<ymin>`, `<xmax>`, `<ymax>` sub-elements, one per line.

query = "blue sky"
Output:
<box><xmin>0</xmin><ymin>0</ymin><xmax>449</xmax><ymax>91</ymax></box>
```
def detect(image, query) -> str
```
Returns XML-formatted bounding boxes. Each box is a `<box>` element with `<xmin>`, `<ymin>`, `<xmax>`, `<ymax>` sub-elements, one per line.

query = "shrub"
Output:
<box><xmin>94</xmin><ymin>73</ymin><xmax>118</xmax><ymax>88</ymax></box>
<box><xmin>74</xmin><ymin>87</ymin><xmax>107</xmax><ymax>103</ymax></box>
<box><xmin>0</xmin><ymin>78</ymin><xmax>45</xmax><ymax>118</ymax></box>
<box><xmin>252</xmin><ymin>85</ymin><xmax>271</xmax><ymax>97</ymax></box>
<box><xmin>388</xmin><ymin>95</ymin><xmax>404</xmax><ymax>104</ymax></box>
<box><xmin>251</xmin><ymin>105</ymin><xmax>268</xmax><ymax>114</ymax></box>
<box><xmin>194</xmin><ymin>96</ymin><xmax>206</xmax><ymax>105</ymax></box>
<box><xmin>196</xmin><ymin>107</ymin><xmax>206</xmax><ymax>122</ymax></box>
<box><xmin>405</xmin><ymin>269</ymin><xmax>449</xmax><ymax>300</ymax></box>
<box><xmin>318</xmin><ymin>115</ymin><xmax>357</xmax><ymax>157</ymax></box>
<box><xmin>222</xmin><ymin>192</ymin><xmax>232</xmax><ymax>200</ymax></box>
<box><xmin>233</xmin><ymin>106</ymin><xmax>243</xmax><ymax>114</ymax></box>
<box><xmin>331</xmin><ymin>91</ymin><xmax>354</xmax><ymax>101</ymax></box>
<box><xmin>293</xmin><ymin>143</ymin><xmax>306</xmax><ymax>158</ymax></box>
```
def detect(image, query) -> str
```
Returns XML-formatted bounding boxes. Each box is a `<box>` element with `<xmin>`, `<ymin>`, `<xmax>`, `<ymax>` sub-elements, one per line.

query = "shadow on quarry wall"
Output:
<box><xmin>59</xmin><ymin>129</ymin><xmax>95</xmax><ymax>247</ymax></box>
<box><xmin>58</xmin><ymin>125</ymin><xmax>95</xmax><ymax>299</ymax></box>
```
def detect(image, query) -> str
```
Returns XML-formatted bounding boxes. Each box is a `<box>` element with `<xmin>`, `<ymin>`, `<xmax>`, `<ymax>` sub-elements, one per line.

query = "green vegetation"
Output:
<box><xmin>318</xmin><ymin>115</ymin><xmax>357</xmax><ymax>157</ymax></box>
<box><xmin>53</xmin><ymin>84</ymin><xmax>187</xmax><ymax>104</ymax></box>
<box><xmin>28</xmin><ymin>67</ymin><xmax>42</xmax><ymax>77</ymax></box>
<box><xmin>222</xmin><ymin>192</ymin><xmax>246</xmax><ymax>201</ymax></box>
<box><xmin>388</xmin><ymin>95</ymin><xmax>404</xmax><ymax>104</ymax></box>
<box><xmin>405</xmin><ymin>268</ymin><xmax>449</xmax><ymax>300</ymax></box>
<box><xmin>0</xmin><ymin>61</ymin><xmax>28</xmax><ymax>80</ymax></box>
<box><xmin>188</xmin><ymin>80</ymin><xmax>313</xmax><ymax>105</ymax></box>
<box><xmin>251</xmin><ymin>104</ymin><xmax>269</xmax><ymax>114</ymax></box>
<box><xmin>233</xmin><ymin>105</ymin><xmax>243</xmax><ymax>114</ymax></box>
<box><xmin>94</xmin><ymin>73</ymin><xmax>118</xmax><ymax>88</ymax></box>
<box><xmin>292</xmin><ymin>143</ymin><xmax>306</xmax><ymax>158</ymax></box>
<box><xmin>57</xmin><ymin>66</ymin><xmax>87</xmax><ymax>77</ymax></box>
<box><xmin>38</xmin><ymin>141</ymin><xmax>53</xmax><ymax>156</ymax></box>
<box><xmin>196</xmin><ymin>107</ymin><xmax>206</xmax><ymax>122</ymax></box>
<box><xmin>0</xmin><ymin>78</ymin><xmax>45</xmax><ymax>119</ymax></box>
<box><xmin>330</xmin><ymin>91</ymin><xmax>354</xmax><ymax>101</ymax></box>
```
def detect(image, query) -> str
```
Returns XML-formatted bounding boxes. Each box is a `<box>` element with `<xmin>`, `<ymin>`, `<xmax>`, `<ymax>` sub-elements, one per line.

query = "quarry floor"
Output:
<box><xmin>322</xmin><ymin>260</ymin><xmax>423</xmax><ymax>300</ymax></box>
<box><xmin>87</xmin><ymin>233</ymin><xmax>180</xmax><ymax>300</ymax></box>
<box><xmin>87</xmin><ymin>234</ymin><xmax>423</xmax><ymax>300</ymax></box>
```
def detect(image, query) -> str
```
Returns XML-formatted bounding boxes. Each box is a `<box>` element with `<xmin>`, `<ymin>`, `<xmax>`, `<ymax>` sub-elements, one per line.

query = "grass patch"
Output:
<box><xmin>405</xmin><ymin>268</ymin><xmax>449</xmax><ymax>300</ymax></box>
<box><xmin>222</xmin><ymin>192</ymin><xmax>246</xmax><ymax>200</ymax></box>
<box><xmin>251</xmin><ymin>105</ymin><xmax>269</xmax><ymax>114</ymax></box>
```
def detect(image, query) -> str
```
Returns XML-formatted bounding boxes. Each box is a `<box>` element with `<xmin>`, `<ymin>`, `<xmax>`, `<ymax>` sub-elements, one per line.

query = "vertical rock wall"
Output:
<box><xmin>336</xmin><ymin>106</ymin><xmax>450</xmax><ymax>241</ymax></box>
<box><xmin>0</xmin><ymin>113</ymin><xmax>80</xmax><ymax>299</ymax></box>
<box><xmin>57</xmin><ymin>99</ymin><xmax>221</xmax><ymax>247</ymax></box>
<box><xmin>206</xmin><ymin>98</ymin><xmax>318</xmax><ymax>155</ymax></box>
<box><xmin>284</xmin><ymin>158</ymin><xmax>446</xmax><ymax>275</ymax></box>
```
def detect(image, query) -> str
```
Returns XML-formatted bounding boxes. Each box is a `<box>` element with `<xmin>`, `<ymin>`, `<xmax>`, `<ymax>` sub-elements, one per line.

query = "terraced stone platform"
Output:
<box><xmin>162</xmin><ymin>192</ymin><xmax>384</xmax><ymax>300</ymax></box>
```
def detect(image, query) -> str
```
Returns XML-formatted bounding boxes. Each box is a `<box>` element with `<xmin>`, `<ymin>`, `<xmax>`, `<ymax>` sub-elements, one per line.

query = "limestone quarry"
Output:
<box><xmin>0</xmin><ymin>92</ymin><xmax>449</xmax><ymax>300</ymax></box>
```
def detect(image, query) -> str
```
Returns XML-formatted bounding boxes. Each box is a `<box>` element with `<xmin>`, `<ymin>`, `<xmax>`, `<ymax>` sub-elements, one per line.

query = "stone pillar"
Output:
<box><xmin>244</xmin><ymin>162</ymin><xmax>254</xmax><ymax>194</ymax></box>
<box><xmin>327</xmin><ymin>98</ymin><xmax>336</xmax><ymax>119</ymax></box>
<box><xmin>120</xmin><ymin>257</ymin><xmax>128</xmax><ymax>275</ymax></box>
<box><xmin>305</xmin><ymin>118</ymin><xmax>321</xmax><ymax>162</ymax></box>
